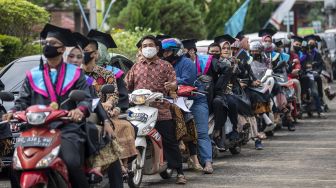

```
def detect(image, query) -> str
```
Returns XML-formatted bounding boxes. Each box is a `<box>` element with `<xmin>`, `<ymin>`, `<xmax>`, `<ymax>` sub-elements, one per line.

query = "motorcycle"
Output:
<box><xmin>1</xmin><ymin>90</ymin><xmax>87</xmax><ymax>188</ymax></box>
<box><xmin>126</xmin><ymin>89</ymin><xmax>172</xmax><ymax>188</ymax></box>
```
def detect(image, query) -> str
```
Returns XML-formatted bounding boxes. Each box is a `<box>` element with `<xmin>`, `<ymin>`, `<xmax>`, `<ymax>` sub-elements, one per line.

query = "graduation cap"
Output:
<box><xmin>235</xmin><ymin>31</ymin><xmax>245</xmax><ymax>40</ymax></box>
<box><xmin>72</xmin><ymin>32</ymin><xmax>89</xmax><ymax>49</ymax></box>
<box><xmin>87</xmin><ymin>30</ymin><xmax>117</xmax><ymax>48</ymax></box>
<box><xmin>304</xmin><ymin>34</ymin><xmax>321</xmax><ymax>42</ymax></box>
<box><xmin>258</xmin><ymin>28</ymin><xmax>277</xmax><ymax>37</ymax></box>
<box><xmin>40</xmin><ymin>23</ymin><xmax>76</xmax><ymax>46</ymax></box>
<box><xmin>181</xmin><ymin>39</ymin><xmax>197</xmax><ymax>50</ymax></box>
<box><xmin>214</xmin><ymin>34</ymin><xmax>236</xmax><ymax>44</ymax></box>
<box><xmin>156</xmin><ymin>34</ymin><xmax>172</xmax><ymax>41</ymax></box>
<box><xmin>291</xmin><ymin>35</ymin><xmax>303</xmax><ymax>43</ymax></box>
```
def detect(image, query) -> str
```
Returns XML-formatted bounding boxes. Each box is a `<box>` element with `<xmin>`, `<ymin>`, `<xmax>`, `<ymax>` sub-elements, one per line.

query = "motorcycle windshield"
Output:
<box><xmin>250</xmin><ymin>60</ymin><xmax>268</xmax><ymax>80</ymax></box>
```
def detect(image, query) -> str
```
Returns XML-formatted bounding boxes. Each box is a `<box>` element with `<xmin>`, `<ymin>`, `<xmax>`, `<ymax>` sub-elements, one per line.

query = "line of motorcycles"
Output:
<box><xmin>0</xmin><ymin>65</ymin><xmax>323</xmax><ymax>187</ymax></box>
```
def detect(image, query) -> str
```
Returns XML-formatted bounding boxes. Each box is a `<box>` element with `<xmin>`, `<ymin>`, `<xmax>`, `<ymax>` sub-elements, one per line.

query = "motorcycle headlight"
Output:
<box><xmin>12</xmin><ymin>149</ymin><xmax>22</xmax><ymax>170</ymax></box>
<box><xmin>36</xmin><ymin>146</ymin><xmax>60</xmax><ymax>168</ymax></box>
<box><xmin>131</xmin><ymin>94</ymin><xmax>147</xmax><ymax>105</ymax></box>
<box><xmin>26</xmin><ymin>112</ymin><xmax>50</xmax><ymax>125</ymax></box>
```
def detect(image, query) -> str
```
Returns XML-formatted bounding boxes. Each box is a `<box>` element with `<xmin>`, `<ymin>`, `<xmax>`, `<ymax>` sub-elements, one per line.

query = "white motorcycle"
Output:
<box><xmin>126</xmin><ymin>89</ymin><xmax>173</xmax><ymax>188</ymax></box>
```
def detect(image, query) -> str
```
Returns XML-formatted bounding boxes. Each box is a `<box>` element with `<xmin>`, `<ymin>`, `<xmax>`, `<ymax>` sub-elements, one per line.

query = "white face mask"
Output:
<box><xmin>142</xmin><ymin>47</ymin><xmax>157</xmax><ymax>59</ymax></box>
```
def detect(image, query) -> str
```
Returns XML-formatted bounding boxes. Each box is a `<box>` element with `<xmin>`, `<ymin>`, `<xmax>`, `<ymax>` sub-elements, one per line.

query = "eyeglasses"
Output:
<box><xmin>41</xmin><ymin>40</ymin><xmax>63</xmax><ymax>47</ymax></box>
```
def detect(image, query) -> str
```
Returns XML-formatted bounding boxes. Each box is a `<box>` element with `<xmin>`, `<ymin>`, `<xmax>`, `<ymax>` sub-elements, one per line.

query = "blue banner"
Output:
<box><xmin>224</xmin><ymin>0</ymin><xmax>250</xmax><ymax>37</ymax></box>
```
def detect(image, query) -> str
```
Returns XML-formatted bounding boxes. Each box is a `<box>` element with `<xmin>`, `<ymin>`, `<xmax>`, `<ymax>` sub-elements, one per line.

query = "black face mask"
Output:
<box><xmin>252</xmin><ymin>54</ymin><xmax>262</xmax><ymax>61</ymax></box>
<box><xmin>293</xmin><ymin>46</ymin><xmax>301</xmax><ymax>53</ymax></box>
<box><xmin>84</xmin><ymin>51</ymin><xmax>94</xmax><ymax>65</ymax></box>
<box><xmin>43</xmin><ymin>45</ymin><xmax>62</xmax><ymax>58</ymax></box>
<box><xmin>208</xmin><ymin>53</ymin><xmax>220</xmax><ymax>59</ymax></box>
<box><xmin>163</xmin><ymin>54</ymin><xmax>179</xmax><ymax>63</ymax></box>
<box><xmin>185</xmin><ymin>53</ymin><xmax>191</xmax><ymax>58</ymax></box>
<box><xmin>309</xmin><ymin>44</ymin><xmax>316</xmax><ymax>50</ymax></box>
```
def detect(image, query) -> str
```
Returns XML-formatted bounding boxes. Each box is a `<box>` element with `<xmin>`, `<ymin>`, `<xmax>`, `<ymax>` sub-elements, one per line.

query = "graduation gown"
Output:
<box><xmin>13</xmin><ymin>62</ymin><xmax>92</xmax><ymax>151</ymax></box>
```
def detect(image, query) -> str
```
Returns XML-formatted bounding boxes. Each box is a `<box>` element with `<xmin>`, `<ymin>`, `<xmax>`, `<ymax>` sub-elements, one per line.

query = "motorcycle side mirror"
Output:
<box><xmin>101</xmin><ymin>84</ymin><xmax>115</xmax><ymax>95</ymax></box>
<box><xmin>0</xmin><ymin>92</ymin><xmax>14</xmax><ymax>102</ymax></box>
<box><xmin>69</xmin><ymin>90</ymin><xmax>87</xmax><ymax>101</ymax></box>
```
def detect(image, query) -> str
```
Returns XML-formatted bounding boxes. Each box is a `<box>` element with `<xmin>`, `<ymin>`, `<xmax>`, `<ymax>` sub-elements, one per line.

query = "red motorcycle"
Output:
<box><xmin>2</xmin><ymin>90</ymin><xmax>86</xmax><ymax>188</ymax></box>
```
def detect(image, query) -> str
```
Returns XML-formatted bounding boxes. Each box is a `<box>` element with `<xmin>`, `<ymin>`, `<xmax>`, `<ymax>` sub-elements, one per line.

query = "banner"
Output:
<box><xmin>268</xmin><ymin>0</ymin><xmax>296</xmax><ymax>29</ymax></box>
<box><xmin>224</xmin><ymin>0</ymin><xmax>250</xmax><ymax>37</ymax></box>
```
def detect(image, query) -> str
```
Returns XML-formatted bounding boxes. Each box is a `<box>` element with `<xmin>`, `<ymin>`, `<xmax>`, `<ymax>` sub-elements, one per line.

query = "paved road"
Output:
<box><xmin>1</xmin><ymin>97</ymin><xmax>336</xmax><ymax>188</ymax></box>
<box><xmin>140</xmin><ymin>100</ymin><xmax>336</xmax><ymax>187</ymax></box>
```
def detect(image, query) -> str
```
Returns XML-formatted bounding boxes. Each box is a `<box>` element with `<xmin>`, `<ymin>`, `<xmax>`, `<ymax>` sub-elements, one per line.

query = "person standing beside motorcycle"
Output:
<box><xmin>125</xmin><ymin>35</ymin><xmax>187</xmax><ymax>184</ymax></box>
<box><xmin>2</xmin><ymin>24</ymin><xmax>91</xmax><ymax>188</ymax></box>
<box><xmin>162</xmin><ymin>38</ymin><xmax>214</xmax><ymax>174</ymax></box>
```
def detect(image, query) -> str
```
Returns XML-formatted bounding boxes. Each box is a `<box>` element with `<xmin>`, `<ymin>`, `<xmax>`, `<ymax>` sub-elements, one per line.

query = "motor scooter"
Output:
<box><xmin>0</xmin><ymin>90</ymin><xmax>86</xmax><ymax>188</ymax></box>
<box><xmin>126</xmin><ymin>89</ymin><xmax>172</xmax><ymax>188</ymax></box>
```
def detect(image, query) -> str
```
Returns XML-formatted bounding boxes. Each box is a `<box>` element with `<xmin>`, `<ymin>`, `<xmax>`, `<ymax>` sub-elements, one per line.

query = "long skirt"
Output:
<box><xmin>111</xmin><ymin>118</ymin><xmax>137</xmax><ymax>160</ymax></box>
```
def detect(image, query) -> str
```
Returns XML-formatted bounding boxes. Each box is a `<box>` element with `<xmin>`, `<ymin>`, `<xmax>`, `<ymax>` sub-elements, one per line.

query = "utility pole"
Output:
<box><xmin>89</xmin><ymin>0</ymin><xmax>97</xmax><ymax>30</ymax></box>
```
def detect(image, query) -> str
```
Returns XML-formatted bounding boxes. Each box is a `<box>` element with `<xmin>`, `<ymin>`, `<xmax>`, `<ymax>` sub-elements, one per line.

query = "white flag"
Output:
<box><xmin>268</xmin><ymin>0</ymin><xmax>296</xmax><ymax>29</ymax></box>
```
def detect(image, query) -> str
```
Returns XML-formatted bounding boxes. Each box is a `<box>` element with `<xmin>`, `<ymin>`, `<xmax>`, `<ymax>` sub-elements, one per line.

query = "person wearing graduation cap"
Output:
<box><xmin>87</xmin><ymin>30</ymin><xmax>130</xmax><ymax>114</ymax></box>
<box><xmin>64</xmin><ymin>32</ymin><xmax>87</xmax><ymax>66</ymax></box>
<box><xmin>2</xmin><ymin>23</ymin><xmax>92</xmax><ymax>188</ymax></box>
<box><xmin>70</xmin><ymin>32</ymin><xmax>127</xmax><ymax>188</ymax></box>
<box><xmin>161</xmin><ymin>38</ymin><xmax>214</xmax><ymax>174</ymax></box>
<box><xmin>80</xmin><ymin>32</ymin><xmax>138</xmax><ymax>183</ymax></box>
<box><xmin>212</xmin><ymin>34</ymin><xmax>241</xmax><ymax>149</ymax></box>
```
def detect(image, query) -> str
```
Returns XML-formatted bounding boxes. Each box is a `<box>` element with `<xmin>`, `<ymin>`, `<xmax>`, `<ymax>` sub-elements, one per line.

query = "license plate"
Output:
<box><xmin>127</xmin><ymin>112</ymin><xmax>148</xmax><ymax>122</ymax></box>
<box><xmin>15</xmin><ymin>137</ymin><xmax>53</xmax><ymax>148</ymax></box>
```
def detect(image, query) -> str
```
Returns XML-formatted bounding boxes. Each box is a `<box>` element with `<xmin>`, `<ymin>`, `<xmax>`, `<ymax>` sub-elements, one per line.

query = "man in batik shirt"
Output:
<box><xmin>125</xmin><ymin>35</ymin><xmax>187</xmax><ymax>184</ymax></box>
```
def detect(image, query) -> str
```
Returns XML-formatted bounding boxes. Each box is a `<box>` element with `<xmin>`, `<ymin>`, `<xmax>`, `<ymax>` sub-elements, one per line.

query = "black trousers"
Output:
<box><xmin>60</xmin><ymin>136</ymin><xmax>89</xmax><ymax>188</ymax></box>
<box><xmin>155</xmin><ymin>120</ymin><xmax>182</xmax><ymax>170</ymax></box>
<box><xmin>314</xmin><ymin>74</ymin><xmax>324</xmax><ymax>102</ymax></box>
<box><xmin>213</xmin><ymin>95</ymin><xmax>238</xmax><ymax>132</ymax></box>
<box><xmin>107</xmin><ymin>160</ymin><xmax>123</xmax><ymax>188</ymax></box>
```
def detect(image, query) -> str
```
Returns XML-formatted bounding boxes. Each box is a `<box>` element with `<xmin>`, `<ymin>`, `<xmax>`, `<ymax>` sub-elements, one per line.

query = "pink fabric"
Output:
<box><xmin>43</xmin><ymin>64</ymin><xmax>57</xmax><ymax>102</ymax></box>
<box><xmin>61</xmin><ymin>67</ymin><xmax>81</xmax><ymax>95</ymax></box>
<box><xmin>55</xmin><ymin>63</ymin><xmax>65</xmax><ymax>95</ymax></box>
<box><xmin>196</xmin><ymin>57</ymin><xmax>201</xmax><ymax>74</ymax></box>
<box><xmin>203</xmin><ymin>55</ymin><xmax>213</xmax><ymax>75</ymax></box>
<box><xmin>114</xmin><ymin>70</ymin><xmax>124</xmax><ymax>79</ymax></box>
<box><xmin>26</xmin><ymin>71</ymin><xmax>49</xmax><ymax>98</ymax></box>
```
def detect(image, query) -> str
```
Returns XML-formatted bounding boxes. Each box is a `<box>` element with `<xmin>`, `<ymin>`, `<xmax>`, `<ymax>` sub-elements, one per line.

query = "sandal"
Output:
<box><xmin>203</xmin><ymin>162</ymin><xmax>213</xmax><ymax>174</ymax></box>
<box><xmin>176</xmin><ymin>174</ymin><xmax>187</xmax><ymax>184</ymax></box>
<box><xmin>187</xmin><ymin>159</ymin><xmax>203</xmax><ymax>171</ymax></box>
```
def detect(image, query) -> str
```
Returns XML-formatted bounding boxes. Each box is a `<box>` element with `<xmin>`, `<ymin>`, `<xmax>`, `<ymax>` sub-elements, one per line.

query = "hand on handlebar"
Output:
<box><xmin>252</xmin><ymin>80</ymin><xmax>261</xmax><ymax>87</ymax></box>
<box><xmin>68</xmin><ymin>108</ymin><xmax>84</xmax><ymax>122</ymax></box>
<box><xmin>164</xmin><ymin>82</ymin><xmax>177</xmax><ymax>91</ymax></box>
<box><xmin>2</xmin><ymin>112</ymin><xmax>13</xmax><ymax>122</ymax></box>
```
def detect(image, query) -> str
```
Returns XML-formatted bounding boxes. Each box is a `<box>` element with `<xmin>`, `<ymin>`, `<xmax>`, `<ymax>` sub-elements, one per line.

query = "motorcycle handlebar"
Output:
<box><xmin>0</xmin><ymin>119</ymin><xmax>19</xmax><ymax>125</ymax></box>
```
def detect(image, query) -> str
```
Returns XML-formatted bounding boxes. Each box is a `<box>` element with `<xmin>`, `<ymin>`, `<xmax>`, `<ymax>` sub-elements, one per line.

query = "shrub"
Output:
<box><xmin>0</xmin><ymin>35</ymin><xmax>22</xmax><ymax>66</ymax></box>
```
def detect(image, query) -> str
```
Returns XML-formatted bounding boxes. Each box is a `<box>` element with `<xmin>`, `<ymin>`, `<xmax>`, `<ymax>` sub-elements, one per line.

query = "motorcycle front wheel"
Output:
<box><xmin>128</xmin><ymin>147</ymin><xmax>144</xmax><ymax>188</ymax></box>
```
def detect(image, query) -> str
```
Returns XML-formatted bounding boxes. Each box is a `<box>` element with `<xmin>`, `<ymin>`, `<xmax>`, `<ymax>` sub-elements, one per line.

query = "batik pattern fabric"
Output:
<box><xmin>88</xmin><ymin>65</ymin><xmax>119</xmax><ymax>108</ymax></box>
<box><xmin>125</xmin><ymin>57</ymin><xmax>177</xmax><ymax>121</ymax></box>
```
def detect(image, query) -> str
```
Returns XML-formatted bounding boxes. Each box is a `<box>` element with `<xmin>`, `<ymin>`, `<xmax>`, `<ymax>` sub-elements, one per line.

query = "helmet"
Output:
<box><xmin>249</xmin><ymin>41</ymin><xmax>263</xmax><ymax>51</ymax></box>
<box><xmin>161</xmin><ymin>38</ymin><xmax>184</xmax><ymax>57</ymax></box>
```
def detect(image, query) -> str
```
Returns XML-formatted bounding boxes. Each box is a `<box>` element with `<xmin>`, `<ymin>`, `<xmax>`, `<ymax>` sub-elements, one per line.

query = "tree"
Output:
<box><xmin>244</xmin><ymin>0</ymin><xmax>274</xmax><ymax>33</ymax></box>
<box><xmin>159</xmin><ymin>0</ymin><xmax>207</xmax><ymax>39</ymax></box>
<box><xmin>0</xmin><ymin>0</ymin><xmax>49</xmax><ymax>44</ymax></box>
<box><xmin>205</xmin><ymin>0</ymin><xmax>240</xmax><ymax>39</ymax></box>
<box><xmin>112</xmin><ymin>0</ymin><xmax>206</xmax><ymax>39</ymax></box>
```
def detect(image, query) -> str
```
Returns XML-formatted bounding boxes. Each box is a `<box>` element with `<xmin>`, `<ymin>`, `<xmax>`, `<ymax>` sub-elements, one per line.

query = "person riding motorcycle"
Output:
<box><xmin>212</xmin><ymin>34</ymin><xmax>240</xmax><ymax>148</ymax></box>
<box><xmin>2</xmin><ymin>24</ymin><xmax>92</xmax><ymax>188</ymax></box>
<box><xmin>162</xmin><ymin>38</ymin><xmax>214</xmax><ymax>174</ymax></box>
<box><xmin>125</xmin><ymin>35</ymin><xmax>187</xmax><ymax>184</ymax></box>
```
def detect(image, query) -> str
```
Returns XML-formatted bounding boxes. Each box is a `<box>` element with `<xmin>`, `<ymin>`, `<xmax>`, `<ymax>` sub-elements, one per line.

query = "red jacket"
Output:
<box><xmin>288</xmin><ymin>52</ymin><xmax>301</xmax><ymax>79</ymax></box>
